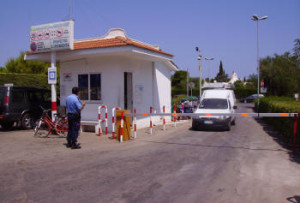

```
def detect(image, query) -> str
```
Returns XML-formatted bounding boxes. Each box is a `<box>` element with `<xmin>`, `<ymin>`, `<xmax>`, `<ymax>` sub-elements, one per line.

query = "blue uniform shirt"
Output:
<box><xmin>66</xmin><ymin>94</ymin><xmax>82</xmax><ymax>114</ymax></box>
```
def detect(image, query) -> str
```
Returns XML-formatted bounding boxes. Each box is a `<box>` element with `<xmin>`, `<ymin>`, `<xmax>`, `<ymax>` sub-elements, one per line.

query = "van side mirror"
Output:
<box><xmin>233</xmin><ymin>106</ymin><xmax>237</xmax><ymax>109</ymax></box>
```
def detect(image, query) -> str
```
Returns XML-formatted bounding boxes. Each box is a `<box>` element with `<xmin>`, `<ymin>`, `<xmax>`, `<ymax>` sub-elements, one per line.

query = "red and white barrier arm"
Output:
<box><xmin>150</xmin><ymin>106</ymin><xmax>153</xmax><ymax>134</ymax></box>
<box><xmin>112</xmin><ymin>107</ymin><xmax>121</xmax><ymax>140</ymax></box>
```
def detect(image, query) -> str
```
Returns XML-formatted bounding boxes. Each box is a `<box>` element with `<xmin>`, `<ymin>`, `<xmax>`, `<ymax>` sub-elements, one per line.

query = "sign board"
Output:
<box><xmin>30</xmin><ymin>20</ymin><xmax>74</xmax><ymax>53</ymax></box>
<box><xmin>48</xmin><ymin>67</ymin><xmax>57</xmax><ymax>84</ymax></box>
<box><xmin>260</xmin><ymin>87</ymin><xmax>267</xmax><ymax>93</ymax></box>
<box><xmin>189</xmin><ymin>82</ymin><xmax>195</xmax><ymax>88</ymax></box>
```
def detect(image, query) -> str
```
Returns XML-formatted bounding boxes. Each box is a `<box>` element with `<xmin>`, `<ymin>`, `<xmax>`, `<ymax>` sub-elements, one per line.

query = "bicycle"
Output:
<box><xmin>34</xmin><ymin>107</ymin><xmax>68</xmax><ymax>137</ymax></box>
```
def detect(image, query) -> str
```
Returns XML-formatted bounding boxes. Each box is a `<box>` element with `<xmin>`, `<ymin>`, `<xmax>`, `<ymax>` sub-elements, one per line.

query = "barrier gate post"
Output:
<box><xmin>150</xmin><ymin>106</ymin><xmax>153</xmax><ymax>134</ymax></box>
<box><xmin>134</xmin><ymin>109</ymin><xmax>137</xmax><ymax>138</ymax></box>
<box><xmin>163</xmin><ymin>105</ymin><xmax>166</xmax><ymax>131</ymax></box>
<box><xmin>112</xmin><ymin>107</ymin><xmax>121</xmax><ymax>139</ymax></box>
<box><xmin>293</xmin><ymin>114</ymin><xmax>298</xmax><ymax>154</ymax></box>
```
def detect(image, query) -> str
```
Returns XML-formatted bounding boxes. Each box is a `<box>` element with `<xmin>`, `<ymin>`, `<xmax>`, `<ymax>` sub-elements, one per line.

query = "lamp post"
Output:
<box><xmin>195</xmin><ymin>47</ymin><xmax>202</xmax><ymax>99</ymax></box>
<box><xmin>205</xmin><ymin>57</ymin><xmax>214</xmax><ymax>81</ymax></box>
<box><xmin>252</xmin><ymin>14</ymin><xmax>268</xmax><ymax>113</ymax></box>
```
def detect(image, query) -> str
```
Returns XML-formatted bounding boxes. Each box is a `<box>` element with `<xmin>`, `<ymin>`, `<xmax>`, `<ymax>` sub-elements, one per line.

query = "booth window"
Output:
<box><xmin>78</xmin><ymin>74</ymin><xmax>101</xmax><ymax>101</ymax></box>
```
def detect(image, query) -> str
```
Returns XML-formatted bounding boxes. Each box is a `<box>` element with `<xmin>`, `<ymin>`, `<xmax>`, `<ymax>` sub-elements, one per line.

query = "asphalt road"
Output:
<box><xmin>0</xmin><ymin>103</ymin><xmax>299</xmax><ymax>203</ymax></box>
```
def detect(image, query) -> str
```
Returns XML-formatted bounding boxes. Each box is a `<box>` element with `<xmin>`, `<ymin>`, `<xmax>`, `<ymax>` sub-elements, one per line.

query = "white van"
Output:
<box><xmin>202</xmin><ymin>89</ymin><xmax>236</xmax><ymax>108</ymax></box>
<box><xmin>192</xmin><ymin>89</ymin><xmax>237</xmax><ymax>131</ymax></box>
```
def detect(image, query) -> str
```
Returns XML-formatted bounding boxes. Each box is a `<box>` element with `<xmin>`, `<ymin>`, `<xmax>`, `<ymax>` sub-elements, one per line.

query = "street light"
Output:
<box><xmin>205</xmin><ymin>57</ymin><xmax>215</xmax><ymax>81</ymax></box>
<box><xmin>195</xmin><ymin>47</ymin><xmax>202</xmax><ymax>98</ymax></box>
<box><xmin>252</xmin><ymin>14</ymin><xmax>268</xmax><ymax>113</ymax></box>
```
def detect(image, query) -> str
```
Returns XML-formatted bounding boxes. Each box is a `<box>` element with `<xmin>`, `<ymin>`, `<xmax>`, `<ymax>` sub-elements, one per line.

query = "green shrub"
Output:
<box><xmin>256</xmin><ymin>97</ymin><xmax>300</xmax><ymax>145</ymax></box>
<box><xmin>234</xmin><ymin>86</ymin><xmax>256</xmax><ymax>99</ymax></box>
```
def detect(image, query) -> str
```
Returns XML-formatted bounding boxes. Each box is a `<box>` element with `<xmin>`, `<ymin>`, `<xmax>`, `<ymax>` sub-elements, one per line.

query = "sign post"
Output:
<box><xmin>49</xmin><ymin>52</ymin><xmax>57</xmax><ymax>121</ymax></box>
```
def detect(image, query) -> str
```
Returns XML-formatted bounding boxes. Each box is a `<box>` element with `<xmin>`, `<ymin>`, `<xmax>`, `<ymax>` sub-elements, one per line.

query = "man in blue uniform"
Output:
<box><xmin>66</xmin><ymin>87</ymin><xmax>86</xmax><ymax>149</ymax></box>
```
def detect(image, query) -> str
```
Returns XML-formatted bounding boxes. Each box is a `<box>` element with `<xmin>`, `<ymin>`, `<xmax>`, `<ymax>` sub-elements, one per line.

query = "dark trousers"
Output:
<box><xmin>67</xmin><ymin>113</ymin><xmax>81</xmax><ymax>143</ymax></box>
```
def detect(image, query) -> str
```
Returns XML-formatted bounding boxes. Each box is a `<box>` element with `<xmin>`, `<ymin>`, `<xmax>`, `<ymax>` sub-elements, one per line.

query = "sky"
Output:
<box><xmin>0</xmin><ymin>0</ymin><xmax>299</xmax><ymax>79</ymax></box>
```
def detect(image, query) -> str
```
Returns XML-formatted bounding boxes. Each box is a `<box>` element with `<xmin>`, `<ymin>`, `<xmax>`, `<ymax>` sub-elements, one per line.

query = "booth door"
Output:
<box><xmin>124</xmin><ymin>72</ymin><xmax>133</xmax><ymax>112</ymax></box>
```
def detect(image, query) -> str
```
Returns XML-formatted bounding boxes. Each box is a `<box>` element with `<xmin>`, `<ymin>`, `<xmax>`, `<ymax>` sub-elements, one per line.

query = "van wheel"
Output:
<box><xmin>226</xmin><ymin>122</ymin><xmax>231</xmax><ymax>131</ymax></box>
<box><xmin>21</xmin><ymin>114</ymin><xmax>33</xmax><ymax>129</ymax></box>
<box><xmin>192</xmin><ymin>120</ymin><xmax>199</xmax><ymax>131</ymax></box>
<box><xmin>231</xmin><ymin>119</ymin><xmax>236</xmax><ymax>126</ymax></box>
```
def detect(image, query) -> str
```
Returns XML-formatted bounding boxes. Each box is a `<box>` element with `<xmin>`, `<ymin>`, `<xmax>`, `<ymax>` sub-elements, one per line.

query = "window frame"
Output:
<box><xmin>77</xmin><ymin>72</ymin><xmax>102</xmax><ymax>103</ymax></box>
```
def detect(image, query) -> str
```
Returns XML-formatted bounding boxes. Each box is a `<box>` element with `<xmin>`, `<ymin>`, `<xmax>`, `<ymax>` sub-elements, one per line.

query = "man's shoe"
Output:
<box><xmin>71</xmin><ymin>143</ymin><xmax>81</xmax><ymax>149</ymax></box>
<box><xmin>66</xmin><ymin>142</ymin><xmax>72</xmax><ymax>148</ymax></box>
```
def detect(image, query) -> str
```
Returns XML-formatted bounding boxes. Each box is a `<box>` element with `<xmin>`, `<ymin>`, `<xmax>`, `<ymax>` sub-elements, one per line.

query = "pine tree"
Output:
<box><xmin>215</xmin><ymin>60</ymin><xmax>228</xmax><ymax>82</ymax></box>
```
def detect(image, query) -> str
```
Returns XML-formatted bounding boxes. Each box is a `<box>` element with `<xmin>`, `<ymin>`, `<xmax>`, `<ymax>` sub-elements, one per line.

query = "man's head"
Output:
<box><xmin>72</xmin><ymin>87</ymin><xmax>80</xmax><ymax>95</ymax></box>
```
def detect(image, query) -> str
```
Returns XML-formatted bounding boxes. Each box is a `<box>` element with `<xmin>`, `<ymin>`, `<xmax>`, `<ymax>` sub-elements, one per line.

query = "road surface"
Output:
<box><xmin>0</xmin><ymin>103</ymin><xmax>299</xmax><ymax>203</ymax></box>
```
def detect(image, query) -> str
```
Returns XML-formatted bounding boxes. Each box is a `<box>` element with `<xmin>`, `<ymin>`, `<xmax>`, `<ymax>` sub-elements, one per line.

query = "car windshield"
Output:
<box><xmin>199</xmin><ymin>99</ymin><xmax>228</xmax><ymax>109</ymax></box>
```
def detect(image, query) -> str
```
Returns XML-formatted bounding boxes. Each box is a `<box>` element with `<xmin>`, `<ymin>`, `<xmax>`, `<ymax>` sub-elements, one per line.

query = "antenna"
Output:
<box><xmin>69</xmin><ymin>0</ymin><xmax>73</xmax><ymax>20</ymax></box>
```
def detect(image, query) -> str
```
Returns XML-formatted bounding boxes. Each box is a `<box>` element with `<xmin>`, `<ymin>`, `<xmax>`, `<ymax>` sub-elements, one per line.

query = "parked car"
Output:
<box><xmin>192</xmin><ymin>90</ymin><xmax>237</xmax><ymax>131</ymax></box>
<box><xmin>240</xmin><ymin>94</ymin><xmax>264</xmax><ymax>103</ymax></box>
<box><xmin>0</xmin><ymin>85</ymin><xmax>52</xmax><ymax>129</ymax></box>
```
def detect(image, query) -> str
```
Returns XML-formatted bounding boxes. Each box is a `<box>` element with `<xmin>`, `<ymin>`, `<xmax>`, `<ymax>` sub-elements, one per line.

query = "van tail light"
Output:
<box><xmin>4</xmin><ymin>96</ymin><xmax>9</xmax><ymax>105</ymax></box>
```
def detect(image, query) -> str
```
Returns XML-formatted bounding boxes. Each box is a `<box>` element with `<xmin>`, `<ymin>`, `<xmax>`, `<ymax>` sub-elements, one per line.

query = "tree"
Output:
<box><xmin>293</xmin><ymin>38</ymin><xmax>300</xmax><ymax>62</ymax></box>
<box><xmin>260</xmin><ymin>52</ymin><xmax>300</xmax><ymax>96</ymax></box>
<box><xmin>215</xmin><ymin>60</ymin><xmax>228</xmax><ymax>82</ymax></box>
<box><xmin>4</xmin><ymin>52</ymin><xmax>52</xmax><ymax>75</ymax></box>
<box><xmin>171</xmin><ymin>70</ymin><xmax>188</xmax><ymax>96</ymax></box>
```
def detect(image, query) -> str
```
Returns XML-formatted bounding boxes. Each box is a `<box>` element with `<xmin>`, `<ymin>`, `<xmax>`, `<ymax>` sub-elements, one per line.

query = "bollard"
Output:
<box><xmin>97</xmin><ymin>105</ymin><xmax>108</xmax><ymax>136</ymax></box>
<box><xmin>134</xmin><ymin>109</ymin><xmax>137</xmax><ymax>138</ymax></box>
<box><xmin>163</xmin><ymin>105</ymin><xmax>166</xmax><ymax>131</ymax></box>
<box><xmin>173</xmin><ymin>104</ymin><xmax>177</xmax><ymax>127</ymax></box>
<box><xmin>181</xmin><ymin>104</ymin><xmax>184</xmax><ymax>120</ymax></box>
<box><xmin>120</xmin><ymin>112</ymin><xmax>124</xmax><ymax>143</ymax></box>
<box><xmin>112</xmin><ymin>107</ymin><xmax>121</xmax><ymax>139</ymax></box>
<box><xmin>105</xmin><ymin>108</ymin><xmax>108</xmax><ymax>135</ymax></box>
<box><xmin>150</xmin><ymin>106</ymin><xmax>153</xmax><ymax>134</ymax></box>
<box><xmin>98</xmin><ymin>106</ymin><xmax>102</xmax><ymax>136</ymax></box>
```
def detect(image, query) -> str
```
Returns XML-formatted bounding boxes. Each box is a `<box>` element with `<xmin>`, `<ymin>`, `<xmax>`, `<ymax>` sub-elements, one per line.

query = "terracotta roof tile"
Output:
<box><xmin>74</xmin><ymin>36</ymin><xmax>173</xmax><ymax>57</ymax></box>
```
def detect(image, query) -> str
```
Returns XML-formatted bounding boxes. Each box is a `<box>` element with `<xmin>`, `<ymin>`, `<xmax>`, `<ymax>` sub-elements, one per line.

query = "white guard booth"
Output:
<box><xmin>25</xmin><ymin>28</ymin><xmax>178</xmax><ymax>131</ymax></box>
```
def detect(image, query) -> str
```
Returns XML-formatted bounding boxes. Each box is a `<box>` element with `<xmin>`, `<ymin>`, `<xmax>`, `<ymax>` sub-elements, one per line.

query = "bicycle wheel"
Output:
<box><xmin>34</xmin><ymin>119</ymin><xmax>42</xmax><ymax>136</ymax></box>
<box><xmin>34</xmin><ymin>120</ymin><xmax>51</xmax><ymax>137</ymax></box>
<box><xmin>57</xmin><ymin>119</ymin><xmax>68</xmax><ymax>136</ymax></box>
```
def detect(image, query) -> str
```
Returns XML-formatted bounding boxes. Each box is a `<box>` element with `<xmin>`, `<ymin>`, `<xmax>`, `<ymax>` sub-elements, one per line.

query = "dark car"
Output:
<box><xmin>240</xmin><ymin>94</ymin><xmax>264</xmax><ymax>103</ymax></box>
<box><xmin>0</xmin><ymin>85</ymin><xmax>52</xmax><ymax>129</ymax></box>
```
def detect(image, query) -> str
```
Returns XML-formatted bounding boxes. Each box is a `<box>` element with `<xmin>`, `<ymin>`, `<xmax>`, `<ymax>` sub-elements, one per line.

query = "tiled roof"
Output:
<box><xmin>74</xmin><ymin>36</ymin><xmax>173</xmax><ymax>57</ymax></box>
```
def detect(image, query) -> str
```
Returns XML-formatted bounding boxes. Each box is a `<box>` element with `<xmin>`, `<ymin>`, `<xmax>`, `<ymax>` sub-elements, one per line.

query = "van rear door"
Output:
<box><xmin>10</xmin><ymin>88</ymin><xmax>27</xmax><ymax>120</ymax></box>
<box><xmin>0</xmin><ymin>87</ymin><xmax>6</xmax><ymax>115</ymax></box>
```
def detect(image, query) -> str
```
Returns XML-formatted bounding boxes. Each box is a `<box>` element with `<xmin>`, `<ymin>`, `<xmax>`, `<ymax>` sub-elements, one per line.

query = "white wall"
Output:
<box><xmin>60</xmin><ymin>55</ymin><xmax>172</xmax><ymax>131</ymax></box>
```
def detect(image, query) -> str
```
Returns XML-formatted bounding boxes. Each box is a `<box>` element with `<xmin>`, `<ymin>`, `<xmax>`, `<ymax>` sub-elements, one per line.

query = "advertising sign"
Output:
<box><xmin>48</xmin><ymin>67</ymin><xmax>57</xmax><ymax>84</ymax></box>
<box><xmin>30</xmin><ymin>20</ymin><xmax>74</xmax><ymax>53</ymax></box>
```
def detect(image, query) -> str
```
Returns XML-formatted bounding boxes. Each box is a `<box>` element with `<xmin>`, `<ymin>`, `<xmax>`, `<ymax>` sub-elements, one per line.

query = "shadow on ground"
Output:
<box><xmin>253</xmin><ymin>112</ymin><xmax>300</xmax><ymax>164</ymax></box>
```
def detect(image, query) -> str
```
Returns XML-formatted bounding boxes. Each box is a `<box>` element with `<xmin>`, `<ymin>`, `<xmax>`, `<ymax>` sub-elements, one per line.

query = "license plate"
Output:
<box><xmin>204</xmin><ymin>120</ymin><xmax>213</xmax><ymax>124</ymax></box>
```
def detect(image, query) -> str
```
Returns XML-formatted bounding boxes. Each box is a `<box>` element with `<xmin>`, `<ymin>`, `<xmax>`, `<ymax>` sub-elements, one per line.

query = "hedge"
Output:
<box><xmin>0</xmin><ymin>73</ymin><xmax>59</xmax><ymax>91</ymax></box>
<box><xmin>234</xmin><ymin>87</ymin><xmax>256</xmax><ymax>99</ymax></box>
<box><xmin>256</xmin><ymin>97</ymin><xmax>300</xmax><ymax>145</ymax></box>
